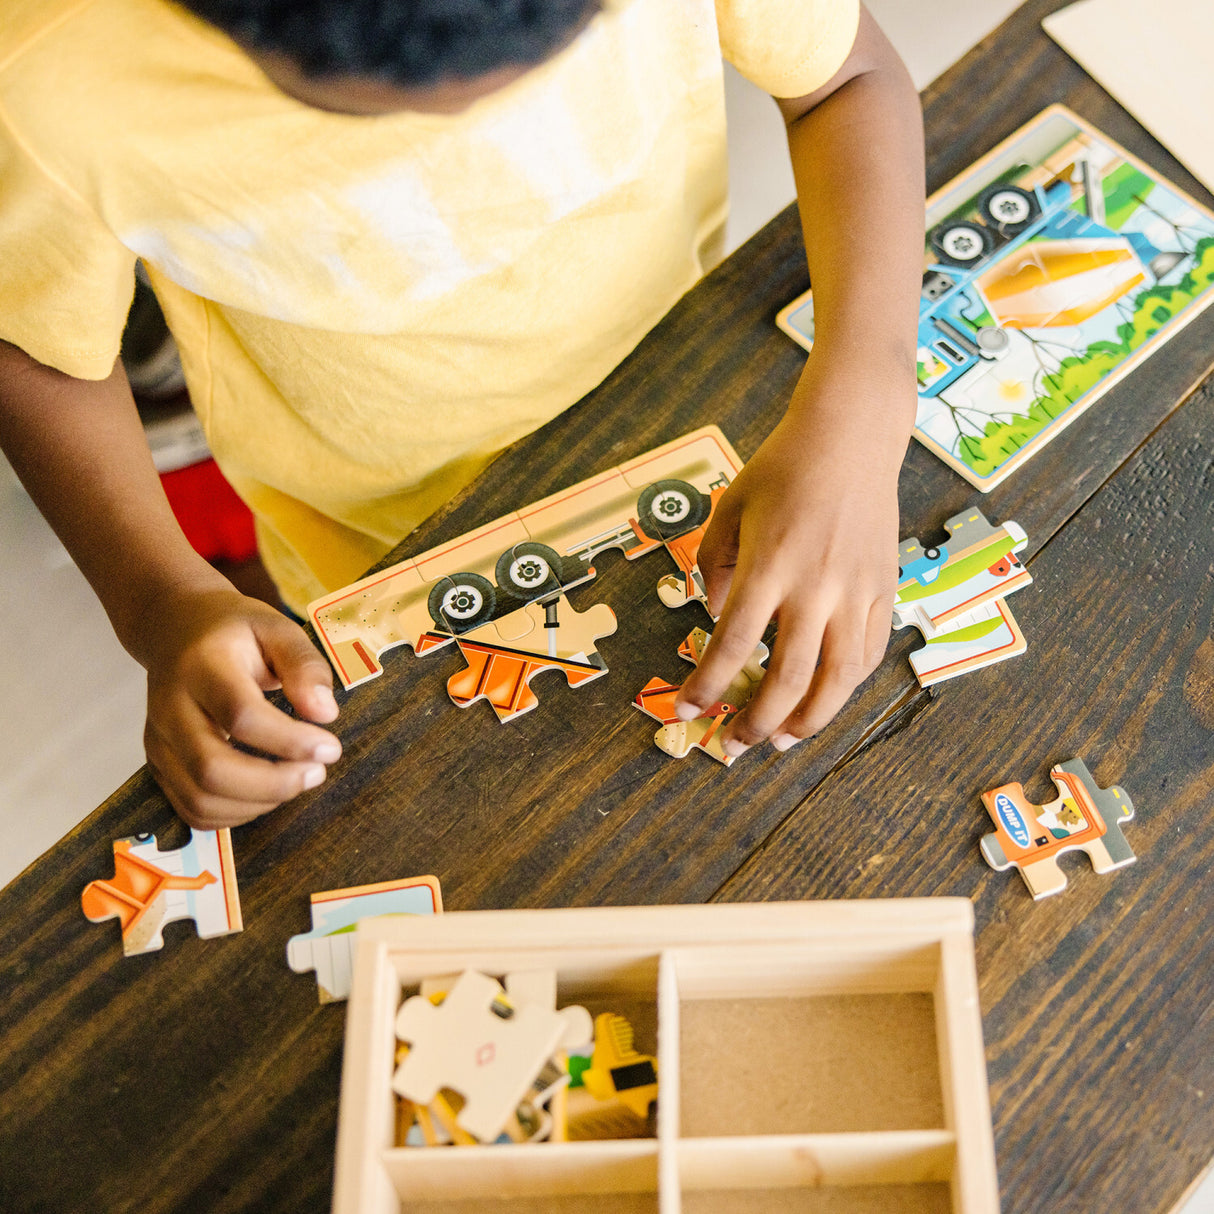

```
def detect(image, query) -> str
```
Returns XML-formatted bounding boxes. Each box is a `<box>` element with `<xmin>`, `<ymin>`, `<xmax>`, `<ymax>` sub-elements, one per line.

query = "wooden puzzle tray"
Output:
<box><xmin>334</xmin><ymin>901</ymin><xmax>999</xmax><ymax>1213</ymax></box>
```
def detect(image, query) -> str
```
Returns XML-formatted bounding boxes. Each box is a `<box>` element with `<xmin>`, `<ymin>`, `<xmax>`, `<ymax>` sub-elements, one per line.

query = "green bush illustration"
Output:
<box><xmin>960</xmin><ymin>236</ymin><xmax>1214</xmax><ymax>476</ymax></box>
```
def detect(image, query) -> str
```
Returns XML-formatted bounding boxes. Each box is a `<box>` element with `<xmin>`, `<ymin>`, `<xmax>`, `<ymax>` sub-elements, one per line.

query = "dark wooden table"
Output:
<box><xmin>2</xmin><ymin>3</ymin><xmax>1211</xmax><ymax>1211</ymax></box>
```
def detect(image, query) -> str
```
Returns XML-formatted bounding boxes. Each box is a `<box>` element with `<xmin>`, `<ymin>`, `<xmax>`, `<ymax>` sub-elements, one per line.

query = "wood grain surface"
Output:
<box><xmin>1</xmin><ymin>3</ymin><xmax>1211</xmax><ymax>1212</ymax></box>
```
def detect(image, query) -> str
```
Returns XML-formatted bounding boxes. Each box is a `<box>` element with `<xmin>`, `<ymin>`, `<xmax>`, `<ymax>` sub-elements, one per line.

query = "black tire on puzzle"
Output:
<box><xmin>494</xmin><ymin>542</ymin><xmax>565</xmax><ymax>601</ymax></box>
<box><xmin>636</xmin><ymin>479</ymin><xmax>709</xmax><ymax>541</ymax></box>
<box><xmin>427</xmin><ymin>573</ymin><xmax>497</xmax><ymax>633</ymax></box>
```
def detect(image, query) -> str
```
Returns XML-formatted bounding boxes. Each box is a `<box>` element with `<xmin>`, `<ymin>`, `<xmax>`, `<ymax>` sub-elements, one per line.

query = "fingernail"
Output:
<box><xmin>303</xmin><ymin>764</ymin><xmax>326</xmax><ymax>790</ymax></box>
<box><xmin>675</xmin><ymin>700</ymin><xmax>703</xmax><ymax>722</ymax></box>
<box><xmin>313</xmin><ymin>738</ymin><xmax>342</xmax><ymax>763</ymax></box>
<box><xmin>314</xmin><ymin>687</ymin><xmax>339</xmax><ymax>714</ymax></box>
<box><xmin>771</xmin><ymin>733</ymin><xmax>800</xmax><ymax>752</ymax></box>
<box><xmin>722</xmin><ymin>737</ymin><xmax>751</xmax><ymax>758</ymax></box>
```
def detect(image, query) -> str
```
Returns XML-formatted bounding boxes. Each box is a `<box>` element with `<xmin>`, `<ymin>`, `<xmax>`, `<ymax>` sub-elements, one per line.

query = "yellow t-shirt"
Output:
<box><xmin>0</xmin><ymin>0</ymin><xmax>858</xmax><ymax>612</ymax></box>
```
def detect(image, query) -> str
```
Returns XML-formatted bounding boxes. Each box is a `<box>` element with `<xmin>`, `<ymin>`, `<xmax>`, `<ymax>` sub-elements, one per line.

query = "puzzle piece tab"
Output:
<box><xmin>392</xmin><ymin>970</ymin><xmax>590</xmax><ymax>1143</ymax></box>
<box><xmin>287</xmin><ymin>875</ymin><xmax>442</xmax><ymax>1003</ymax></box>
<box><xmin>895</xmin><ymin>509</ymin><xmax>1031</xmax><ymax>631</ymax></box>
<box><xmin>81</xmin><ymin>828</ymin><xmax>242</xmax><ymax>956</ymax></box>
<box><xmin>907</xmin><ymin>597</ymin><xmax>1027</xmax><ymax>687</ymax></box>
<box><xmin>979</xmin><ymin>758</ymin><xmax>1135</xmax><ymax>899</ymax></box>
<box><xmin>431</xmin><ymin>594</ymin><xmax>617</xmax><ymax>722</ymax></box>
<box><xmin>635</xmin><ymin>627</ymin><xmax>768</xmax><ymax>765</ymax></box>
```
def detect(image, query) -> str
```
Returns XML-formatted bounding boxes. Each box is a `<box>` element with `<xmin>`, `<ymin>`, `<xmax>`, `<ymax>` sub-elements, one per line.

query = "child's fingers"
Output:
<box><xmin>145</xmin><ymin>735</ymin><xmax>295</xmax><ymax>831</ymax></box>
<box><xmin>719</xmin><ymin>606</ymin><xmax>828</xmax><ymax>752</ymax></box>
<box><xmin>674</xmin><ymin>575</ymin><xmax>774</xmax><ymax>721</ymax></box>
<box><xmin>256</xmin><ymin>616</ymin><xmax>342</xmax><ymax>725</ymax></box>
<box><xmin>768</xmin><ymin>603</ymin><xmax>885</xmax><ymax>749</ymax></box>
<box><xmin>191</xmin><ymin>663</ymin><xmax>341</xmax><ymax>766</ymax></box>
<box><xmin>149</xmin><ymin>689</ymin><xmax>329</xmax><ymax>810</ymax></box>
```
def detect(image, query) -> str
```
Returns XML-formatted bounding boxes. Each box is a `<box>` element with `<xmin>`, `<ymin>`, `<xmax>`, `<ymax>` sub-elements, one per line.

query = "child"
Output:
<box><xmin>0</xmin><ymin>0</ymin><xmax>923</xmax><ymax>827</ymax></box>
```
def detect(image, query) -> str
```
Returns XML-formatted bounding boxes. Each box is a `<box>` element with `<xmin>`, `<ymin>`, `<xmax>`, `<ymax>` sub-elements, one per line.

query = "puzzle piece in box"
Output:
<box><xmin>81</xmin><ymin>828</ymin><xmax>242</xmax><ymax>956</ymax></box>
<box><xmin>287</xmin><ymin>875</ymin><xmax>442</xmax><ymax>1003</ymax></box>
<box><xmin>581</xmin><ymin>1011</ymin><xmax>659</xmax><ymax>1119</ymax></box>
<box><xmin>895</xmin><ymin>508</ymin><xmax>1031</xmax><ymax>631</ymax></box>
<box><xmin>439</xmin><ymin>594</ymin><xmax>617</xmax><ymax>722</ymax></box>
<box><xmin>422</xmin><ymin>969</ymin><xmax>591</xmax><ymax>1051</ymax></box>
<box><xmin>907</xmin><ymin>597</ymin><xmax>1026</xmax><ymax>687</ymax></box>
<box><xmin>309</xmin><ymin>427</ymin><xmax>744</xmax><ymax>689</ymax></box>
<box><xmin>634</xmin><ymin>627</ymin><xmax>768</xmax><ymax>765</ymax></box>
<box><xmin>979</xmin><ymin>758</ymin><xmax>1135</xmax><ymax>899</ymax></box>
<box><xmin>392</xmin><ymin>970</ymin><xmax>590</xmax><ymax>1143</ymax></box>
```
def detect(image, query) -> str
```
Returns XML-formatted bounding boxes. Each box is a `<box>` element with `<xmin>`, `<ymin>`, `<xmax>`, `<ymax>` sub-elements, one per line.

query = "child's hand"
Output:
<box><xmin>674</xmin><ymin>358</ymin><xmax>909</xmax><ymax>755</ymax></box>
<box><xmin>142</xmin><ymin>587</ymin><xmax>342</xmax><ymax>829</ymax></box>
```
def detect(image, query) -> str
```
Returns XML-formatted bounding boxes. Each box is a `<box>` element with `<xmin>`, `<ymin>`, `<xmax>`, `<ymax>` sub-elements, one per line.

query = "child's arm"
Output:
<box><xmin>676</xmin><ymin>6</ymin><xmax>923</xmax><ymax>754</ymax></box>
<box><xmin>0</xmin><ymin>340</ymin><xmax>342</xmax><ymax>826</ymax></box>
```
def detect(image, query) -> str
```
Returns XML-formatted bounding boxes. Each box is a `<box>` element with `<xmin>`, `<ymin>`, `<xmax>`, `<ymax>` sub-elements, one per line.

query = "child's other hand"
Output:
<box><xmin>674</xmin><ymin>358</ymin><xmax>909</xmax><ymax>755</ymax></box>
<box><xmin>142</xmin><ymin>587</ymin><xmax>342</xmax><ymax>829</ymax></box>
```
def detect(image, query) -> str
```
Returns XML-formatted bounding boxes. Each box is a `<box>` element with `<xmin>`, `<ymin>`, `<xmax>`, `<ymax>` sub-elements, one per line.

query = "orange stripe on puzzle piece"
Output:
<box><xmin>215</xmin><ymin>828</ymin><xmax>243</xmax><ymax>933</ymax></box>
<box><xmin>81</xmin><ymin>842</ymin><xmax>216</xmax><ymax>934</ymax></box>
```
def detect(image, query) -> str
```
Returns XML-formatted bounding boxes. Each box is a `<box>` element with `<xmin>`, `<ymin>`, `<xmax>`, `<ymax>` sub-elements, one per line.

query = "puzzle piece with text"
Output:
<box><xmin>979</xmin><ymin>758</ymin><xmax>1135</xmax><ymax>899</ymax></box>
<box><xmin>287</xmin><ymin>875</ymin><xmax>442</xmax><ymax>1003</ymax></box>
<box><xmin>392</xmin><ymin>969</ymin><xmax>591</xmax><ymax>1143</ymax></box>
<box><xmin>81</xmin><ymin>828</ymin><xmax>242</xmax><ymax>956</ymax></box>
<box><xmin>635</xmin><ymin>627</ymin><xmax>769</xmax><ymax>765</ymax></box>
<box><xmin>894</xmin><ymin>509</ymin><xmax>1031</xmax><ymax>686</ymax></box>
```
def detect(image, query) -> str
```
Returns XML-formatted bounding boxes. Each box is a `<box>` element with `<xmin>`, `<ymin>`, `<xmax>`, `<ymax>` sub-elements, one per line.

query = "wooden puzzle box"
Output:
<box><xmin>333</xmin><ymin>900</ymin><xmax>1000</xmax><ymax>1213</ymax></box>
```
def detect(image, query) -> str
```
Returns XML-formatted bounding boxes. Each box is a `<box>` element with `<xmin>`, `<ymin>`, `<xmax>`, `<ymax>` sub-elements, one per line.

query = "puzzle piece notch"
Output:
<box><xmin>906</xmin><ymin>597</ymin><xmax>1026</xmax><ymax>688</ymax></box>
<box><xmin>979</xmin><ymin>758</ymin><xmax>1135</xmax><ymax>899</ymax></box>
<box><xmin>635</xmin><ymin>627</ymin><xmax>769</xmax><ymax>765</ymax></box>
<box><xmin>286</xmin><ymin>876</ymin><xmax>442</xmax><ymax>1003</ymax></box>
<box><xmin>895</xmin><ymin>509</ymin><xmax>1031</xmax><ymax>631</ymax></box>
<box><xmin>393</xmin><ymin>970</ymin><xmax>591</xmax><ymax>1143</ymax></box>
<box><xmin>81</xmin><ymin>828</ymin><xmax>242</xmax><ymax>956</ymax></box>
<box><xmin>441</xmin><ymin>594</ymin><xmax>617</xmax><ymax>722</ymax></box>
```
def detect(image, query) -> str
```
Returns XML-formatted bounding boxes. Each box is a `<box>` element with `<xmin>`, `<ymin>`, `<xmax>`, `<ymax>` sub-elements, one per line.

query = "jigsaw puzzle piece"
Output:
<box><xmin>286</xmin><ymin>875</ymin><xmax>442</xmax><ymax>1003</ymax></box>
<box><xmin>309</xmin><ymin>429</ymin><xmax>743</xmax><ymax>695</ymax></box>
<box><xmin>393</xmin><ymin>970</ymin><xmax>586</xmax><ymax>1143</ymax></box>
<box><xmin>907</xmin><ymin>597</ymin><xmax>1026</xmax><ymax>687</ymax></box>
<box><xmin>634</xmin><ymin>627</ymin><xmax>768</xmax><ymax>765</ymax></box>
<box><xmin>979</xmin><ymin>758</ymin><xmax>1135</xmax><ymax>899</ymax></box>
<box><xmin>443</xmin><ymin>595</ymin><xmax>616</xmax><ymax>721</ymax></box>
<box><xmin>895</xmin><ymin>508</ymin><xmax>1031</xmax><ymax>631</ymax></box>
<box><xmin>580</xmin><ymin>1012</ymin><xmax>659</xmax><ymax>1119</ymax></box>
<box><xmin>307</xmin><ymin>560</ymin><xmax>435</xmax><ymax>688</ymax></box>
<box><xmin>978</xmin><ymin>237</ymin><xmax>1145</xmax><ymax>329</ymax></box>
<box><xmin>81</xmin><ymin>828</ymin><xmax>242</xmax><ymax>956</ymax></box>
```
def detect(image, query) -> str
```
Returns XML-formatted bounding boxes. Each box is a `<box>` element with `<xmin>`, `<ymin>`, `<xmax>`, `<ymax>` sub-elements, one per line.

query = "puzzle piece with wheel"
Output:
<box><xmin>307</xmin><ymin>426</ymin><xmax>742</xmax><ymax>688</ymax></box>
<box><xmin>81</xmin><ymin>828</ymin><xmax>242</xmax><ymax>956</ymax></box>
<box><xmin>979</xmin><ymin>758</ymin><xmax>1136</xmax><ymax>899</ymax></box>
<box><xmin>392</xmin><ymin>969</ymin><xmax>591</xmax><ymax>1143</ymax></box>
<box><xmin>416</xmin><ymin>593</ymin><xmax>617</xmax><ymax>721</ymax></box>
<box><xmin>634</xmin><ymin>626</ymin><xmax>768</xmax><ymax>765</ymax></box>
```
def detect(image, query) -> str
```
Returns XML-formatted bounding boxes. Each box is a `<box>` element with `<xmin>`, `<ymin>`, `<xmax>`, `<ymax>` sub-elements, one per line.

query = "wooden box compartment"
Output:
<box><xmin>333</xmin><ymin>901</ymin><xmax>999</xmax><ymax>1214</ymax></box>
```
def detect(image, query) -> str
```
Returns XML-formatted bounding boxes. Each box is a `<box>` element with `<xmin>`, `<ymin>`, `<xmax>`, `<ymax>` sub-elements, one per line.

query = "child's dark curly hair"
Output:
<box><xmin>179</xmin><ymin>0</ymin><xmax>600</xmax><ymax>86</ymax></box>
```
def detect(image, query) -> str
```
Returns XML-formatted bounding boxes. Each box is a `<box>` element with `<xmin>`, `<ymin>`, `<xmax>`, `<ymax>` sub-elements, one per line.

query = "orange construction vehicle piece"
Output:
<box><xmin>82</xmin><ymin>829</ymin><xmax>242</xmax><ymax>955</ymax></box>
